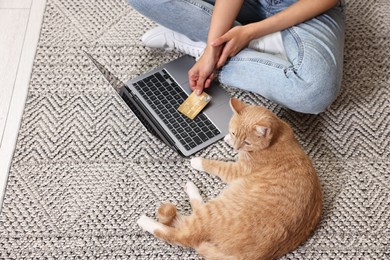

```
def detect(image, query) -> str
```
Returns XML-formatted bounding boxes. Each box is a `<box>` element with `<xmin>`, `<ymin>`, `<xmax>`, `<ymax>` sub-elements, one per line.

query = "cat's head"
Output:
<box><xmin>224</xmin><ymin>98</ymin><xmax>279</xmax><ymax>152</ymax></box>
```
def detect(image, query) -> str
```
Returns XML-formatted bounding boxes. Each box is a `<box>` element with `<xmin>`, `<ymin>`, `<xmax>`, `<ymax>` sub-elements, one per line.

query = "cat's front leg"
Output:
<box><xmin>190</xmin><ymin>157</ymin><xmax>248</xmax><ymax>183</ymax></box>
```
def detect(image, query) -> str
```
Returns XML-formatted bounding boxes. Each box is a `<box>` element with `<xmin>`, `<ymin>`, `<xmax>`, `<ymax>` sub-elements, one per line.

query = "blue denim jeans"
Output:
<box><xmin>127</xmin><ymin>0</ymin><xmax>345</xmax><ymax>114</ymax></box>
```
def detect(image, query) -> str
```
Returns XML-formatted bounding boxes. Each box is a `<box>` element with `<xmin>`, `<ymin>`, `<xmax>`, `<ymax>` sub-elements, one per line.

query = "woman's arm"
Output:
<box><xmin>188</xmin><ymin>0</ymin><xmax>244</xmax><ymax>93</ymax></box>
<box><xmin>213</xmin><ymin>0</ymin><xmax>340</xmax><ymax>67</ymax></box>
<box><xmin>207</xmin><ymin>0</ymin><xmax>244</xmax><ymax>46</ymax></box>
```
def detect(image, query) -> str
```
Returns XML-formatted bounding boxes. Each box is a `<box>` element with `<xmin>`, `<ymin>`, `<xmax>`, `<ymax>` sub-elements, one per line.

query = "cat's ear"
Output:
<box><xmin>255</xmin><ymin>124</ymin><xmax>272</xmax><ymax>139</ymax></box>
<box><xmin>230</xmin><ymin>98</ymin><xmax>247</xmax><ymax>114</ymax></box>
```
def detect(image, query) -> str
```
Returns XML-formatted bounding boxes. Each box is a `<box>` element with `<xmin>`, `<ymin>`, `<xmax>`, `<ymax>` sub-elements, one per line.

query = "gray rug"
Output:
<box><xmin>0</xmin><ymin>0</ymin><xmax>389</xmax><ymax>258</ymax></box>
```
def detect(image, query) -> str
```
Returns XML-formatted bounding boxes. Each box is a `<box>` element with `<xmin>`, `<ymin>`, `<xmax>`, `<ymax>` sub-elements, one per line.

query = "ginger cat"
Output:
<box><xmin>137</xmin><ymin>98</ymin><xmax>323</xmax><ymax>260</ymax></box>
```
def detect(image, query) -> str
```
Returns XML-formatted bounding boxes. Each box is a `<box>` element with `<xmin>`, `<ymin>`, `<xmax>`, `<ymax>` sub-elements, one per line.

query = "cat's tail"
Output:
<box><xmin>157</xmin><ymin>203</ymin><xmax>178</xmax><ymax>226</ymax></box>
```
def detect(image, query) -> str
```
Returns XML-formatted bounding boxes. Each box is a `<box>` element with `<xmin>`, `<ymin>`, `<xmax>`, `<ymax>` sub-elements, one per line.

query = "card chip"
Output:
<box><xmin>178</xmin><ymin>92</ymin><xmax>212</xmax><ymax>120</ymax></box>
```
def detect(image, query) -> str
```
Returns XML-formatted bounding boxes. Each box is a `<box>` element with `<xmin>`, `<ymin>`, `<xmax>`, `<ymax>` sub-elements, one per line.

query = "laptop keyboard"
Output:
<box><xmin>132</xmin><ymin>69</ymin><xmax>221</xmax><ymax>151</ymax></box>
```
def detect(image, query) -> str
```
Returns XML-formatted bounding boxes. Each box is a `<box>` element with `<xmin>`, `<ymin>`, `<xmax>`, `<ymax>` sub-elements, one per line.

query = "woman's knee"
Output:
<box><xmin>286</xmin><ymin>74</ymin><xmax>341</xmax><ymax>114</ymax></box>
<box><xmin>287</xmin><ymin>50</ymin><xmax>342</xmax><ymax>113</ymax></box>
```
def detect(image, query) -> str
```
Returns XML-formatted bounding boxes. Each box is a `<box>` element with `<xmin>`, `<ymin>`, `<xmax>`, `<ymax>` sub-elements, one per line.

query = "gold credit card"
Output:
<box><xmin>178</xmin><ymin>91</ymin><xmax>212</xmax><ymax>120</ymax></box>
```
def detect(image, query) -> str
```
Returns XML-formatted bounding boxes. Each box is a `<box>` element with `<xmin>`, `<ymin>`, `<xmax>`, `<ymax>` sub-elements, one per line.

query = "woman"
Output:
<box><xmin>127</xmin><ymin>0</ymin><xmax>345</xmax><ymax>114</ymax></box>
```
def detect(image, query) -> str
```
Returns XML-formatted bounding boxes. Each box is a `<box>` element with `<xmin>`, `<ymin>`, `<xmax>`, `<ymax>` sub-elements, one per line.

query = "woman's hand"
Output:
<box><xmin>211</xmin><ymin>25</ymin><xmax>253</xmax><ymax>68</ymax></box>
<box><xmin>188</xmin><ymin>46</ymin><xmax>222</xmax><ymax>95</ymax></box>
<box><xmin>188</xmin><ymin>25</ymin><xmax>253</xmax><ymax>95</ymax></box>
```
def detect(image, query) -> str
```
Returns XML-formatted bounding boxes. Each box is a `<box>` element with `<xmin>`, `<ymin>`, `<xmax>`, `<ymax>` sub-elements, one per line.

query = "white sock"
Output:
<box><xmin>248</xmin><ymin>31</ymin><xmax>288</xmax><ymax>60</ymax></box>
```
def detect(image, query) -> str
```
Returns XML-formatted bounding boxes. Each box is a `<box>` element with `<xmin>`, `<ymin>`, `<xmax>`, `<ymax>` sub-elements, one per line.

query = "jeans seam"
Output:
<box><xmin>286</xmin><ymin>27</ymin><xmax>304</xmax><ymax>74</ymax></box>
<box><xmin>182</xmin><ymin>0</ymin><xmax>213</xmax><ymax>16</ymax></box>
<box><xmin>227</xmin><ymin>57</ymin><xmax>288</xmax><ymax>70</ymax></box>
<box><xmin>218</xmin><ymin>56</ymin><xmax>289</xmax><ymax>83</ymax></box>
<box><xmin>271</xmin><ymin>0</ymin><xmax>283</xmax><ymax>4</ymax></box>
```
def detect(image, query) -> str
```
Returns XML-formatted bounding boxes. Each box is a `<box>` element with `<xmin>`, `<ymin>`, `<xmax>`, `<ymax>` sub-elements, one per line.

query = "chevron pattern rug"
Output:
<box><xmin>0</xmin><ymin>0</ymin><xmax>389</xmax><ymax>258</ymax></box>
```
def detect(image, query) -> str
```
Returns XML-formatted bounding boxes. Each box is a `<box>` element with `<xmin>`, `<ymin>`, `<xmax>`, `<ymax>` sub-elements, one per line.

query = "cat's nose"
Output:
<box><xmin>233</xmin><ymin>142</ymin><xmax>243</xmax><ymax>152</ymax></box>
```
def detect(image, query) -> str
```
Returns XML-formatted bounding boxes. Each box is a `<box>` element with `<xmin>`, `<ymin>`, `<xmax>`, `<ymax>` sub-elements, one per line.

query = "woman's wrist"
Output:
<box><xmin>244</xmin><ymin>23</ymin><xmax>267</xmax><ymax>41</ymax></box>
<box><xmin>203</xmin><ymin>44</ymin><xmax>223</xmax><ymax>60</ymax></box>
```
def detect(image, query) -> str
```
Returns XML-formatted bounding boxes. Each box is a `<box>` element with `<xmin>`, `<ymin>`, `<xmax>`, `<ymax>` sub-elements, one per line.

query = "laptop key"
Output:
<box><xmin>205</xmin><ymin>131</ymin><xmax>215</xmax><ymax>138</ymax></box>
<box><xmin>193</xmin><ymin>136</ymin><xmax>202</xmax><ymax>145</ymax></box>
<box><xmin>212</xmin><ymin>129</ymin><xmax>221</xmax><ymax>135</ymax></box>
<box><xmin>155</xmin><ymin>72</ymin><xmax>165</xmax><ymax>82</ymax></box>
<box><xmin>199</xmin><ymin>132</ymin><xmax>208</xmax><ymax>141</ymax></box>
<box><xmin>189</xmin><ymin>142</ymin><xmax>197</xmax><ymax>149</ymax></box>
<box><xmin>137</xmin><ymin>81</ymin><xmax>145</xmax><ymax>87</ymax></box>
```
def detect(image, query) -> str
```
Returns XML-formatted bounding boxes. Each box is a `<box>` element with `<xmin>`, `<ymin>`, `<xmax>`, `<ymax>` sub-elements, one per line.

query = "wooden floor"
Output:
<box><xmin>0</xmin><ymin>0</ymin><xmax>46</xmax><ymax>207</ymax></box>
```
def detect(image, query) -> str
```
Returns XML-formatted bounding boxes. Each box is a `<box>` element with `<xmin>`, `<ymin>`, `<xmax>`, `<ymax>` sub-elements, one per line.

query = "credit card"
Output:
<box><xmin>178</xmin><ymin>91</ymin><xmax>212</xmax><ymax>120</ymax></box>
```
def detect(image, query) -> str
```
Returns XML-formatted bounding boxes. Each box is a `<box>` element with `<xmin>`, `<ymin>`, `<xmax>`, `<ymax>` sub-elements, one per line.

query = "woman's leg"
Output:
<box><xmin>220</xmin><ymin>2</ymin><xmax>345</xmax><ymax>114</ymax></box>
<box><xmin>127</xmin><ymin>0</ymin><xmax>214</xmax><ymax>42</ymax></box>
<box><xmin>127</xmin><ymin>0</ymin><xmax>266</xmax><ymax>42</ymax></box>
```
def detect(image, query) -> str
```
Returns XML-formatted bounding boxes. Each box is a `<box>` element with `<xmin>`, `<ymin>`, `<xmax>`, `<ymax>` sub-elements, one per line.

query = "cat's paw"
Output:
<box><xmin>137</xmin><ymin>215</ymin><xmax>160</xmax><ymax>234</ymax></box>
<box><xmin>190</xmin><ymin>157</ymin><xmax>204</xmax><ymax>172</ymax></box>
<box><xmin>224</xmin><ymin>133</ymin><xmax>232</xmax><ymax>146</ymax></box>
<box><xmin>185</xmin><ymin>181</ymin><xmax>203</xmax><ymax>202</ymax></box>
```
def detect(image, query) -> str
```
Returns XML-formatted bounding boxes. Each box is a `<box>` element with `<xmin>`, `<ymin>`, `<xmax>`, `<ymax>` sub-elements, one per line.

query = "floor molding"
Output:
<box><xmin>0</xmin><ymin>0</ymin><xmax>46</xmax><ymax>210</ymax></box>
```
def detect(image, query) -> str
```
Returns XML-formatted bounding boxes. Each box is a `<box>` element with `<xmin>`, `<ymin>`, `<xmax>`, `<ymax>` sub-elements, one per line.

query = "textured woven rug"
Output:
<box><xmin>1</xmin><ymin>0</ymin><xmax>389</xmax><ymax>258</ymax></box>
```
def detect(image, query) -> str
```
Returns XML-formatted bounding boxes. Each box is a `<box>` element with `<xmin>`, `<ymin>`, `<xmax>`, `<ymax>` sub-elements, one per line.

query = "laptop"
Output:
<box><xmin>85</xmin><ymin>52</ymin><xmax>232</xmax><ymax>157</ymax></box>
